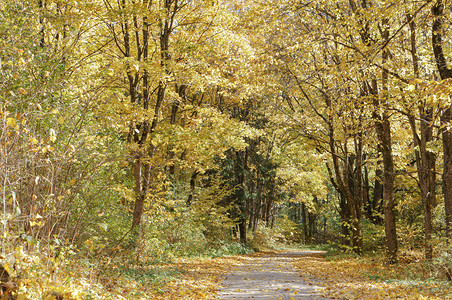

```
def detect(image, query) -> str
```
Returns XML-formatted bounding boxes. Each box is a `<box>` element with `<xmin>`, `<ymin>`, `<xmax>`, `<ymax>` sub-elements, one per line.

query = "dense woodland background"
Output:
<box><xmin>1</xmin><ymin>0</ymin><xmax>452</xmax><ymax>298</ymax></box>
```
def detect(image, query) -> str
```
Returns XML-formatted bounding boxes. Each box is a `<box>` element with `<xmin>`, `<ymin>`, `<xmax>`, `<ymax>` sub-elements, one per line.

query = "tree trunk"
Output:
<box><xmin>363</xmin><ymin>165</ymin><xmax>372</xmax><ymax>220</ymax></box>
<box><xmin>407</xmin><ymin>12</ymin><xmax>436</xmax><ymax>260</ymax></box>
<box><xmin>129</xmin><ymin>0</ymin><xmax>176</xmax><ymax>229</ymax></box>
<box><xmin>38</xmin><ymin>0</ymin><xmax>46</xmax><ymax>47</ymax></box>
<box><xmin>380</xmin><ymin>19</ymin><xmax>398</xmax><ymax>263</ymax></box>
<box><xmin>366</xmin><ymin>17</ymin><xmax>398</xmax><ymax>263</ymax></box>
<box><xmin>265</xmin><ymin>196</ymin><xmax>273</xmax><ymax>227</ymax></box>
<box><xmin>381</xmin><ymin>117</ymin><xmax>398</xmax><ymax>263</ymax></box>
<box><xmin>441</xmin><ymin>108</ymin><xmax>452</xmax><ymax>247</ymax></box>
<box><xmin>186</xmin><ymin>171</ymin><xmax>198</xmax><ymax>206</ymax></box>
<box><xmin>239</xmin><ymin>219</ymin><xmax>247</xmax><ymax>245</ymax></box>
<box><xmin>308</xmin><ymin>210</ymin><xmax>315</xmax><ymax>242</ymax></box>
<box><xmin>301</xmin><ymin>202</ymin><xmax>308</xmax><ymax>243</ymax></box>
<box><xmin>167</xmin><ymin>84</ymin><xmax>185</xmax><ymax>175</ymax></box>
<box><xmin>353</xmin><ymin>135</ymin><xmax>364</xmax><ymax>254</ymax></box>
<box><xmin>235</xmin><ymin>149</ymin><xmax>248</xmax><ymax>245</ymax></box>
<box><xmin>325</xmin><ymin>93</ymin><xmax>361</xmax><ymax>252</ymax></box>
<box><xmin>409</xmin><ymin>111</ymin><xmax>436</xmax><ymax>260</ymax></box>
<box><xmin>248</xmin><ymin>178</ymin><xmax>255</xmax><ymax>231</ymax></box>
<box><xmin>432</xmin><ymin>0</ymin><xmax>452</xmax><ymax>253</ymax></box>
<box><xmin>373</xmin><ymin>167</ymin><xmax>384</xmax><ymax>224</ymax></box>
<box><xmin>252</xmin><ymin>176</ymin><xmax>262</xmax><ymax>233</ymax></box>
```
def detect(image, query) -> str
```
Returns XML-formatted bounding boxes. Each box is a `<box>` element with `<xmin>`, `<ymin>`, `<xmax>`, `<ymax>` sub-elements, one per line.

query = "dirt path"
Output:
<box><xmin>216</xmin><ymin>250</ymin><xmax>332</xmax><ymax>300</ymax></box>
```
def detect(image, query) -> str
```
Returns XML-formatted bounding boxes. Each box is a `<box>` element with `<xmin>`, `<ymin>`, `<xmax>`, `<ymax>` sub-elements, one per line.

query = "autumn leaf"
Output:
<box><xmin>6</xmin><ymin>117</ymin><xmax>16</xmax><ymax>127</ymax></box>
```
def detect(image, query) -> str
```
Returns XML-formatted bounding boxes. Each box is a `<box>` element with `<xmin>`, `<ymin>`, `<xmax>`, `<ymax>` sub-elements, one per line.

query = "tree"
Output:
<box><xmin>405</xmin><ymin>10</ymin><xmax>437</xmax><ymax>260</ymax></box>
<box><xmin>432</xmin><ymin>0</ymin><xmax>452</xmax><ymax>246</ymax></box>
<box><xmin>431</xmin><ymin>0</ymin><xmax>452</xmax><ymax>279</ymax></box>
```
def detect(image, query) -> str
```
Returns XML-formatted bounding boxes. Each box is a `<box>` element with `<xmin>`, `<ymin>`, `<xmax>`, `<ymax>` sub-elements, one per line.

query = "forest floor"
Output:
<box><xmin>154</xmin><ymin>249</ymin><xmax>451</xmax><ymax>300</ymax></box>
<box><xmin>94</xmin><ymin>248</ymin><xmax>451</xmax><ymax>299</ymax></box>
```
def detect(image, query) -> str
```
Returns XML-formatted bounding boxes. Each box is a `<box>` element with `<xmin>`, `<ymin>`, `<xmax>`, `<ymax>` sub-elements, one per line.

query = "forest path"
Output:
<box><xmin>216</xmin><ymin>250</ymin><xmax>332</xmax><ymax>299</ymax></box>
